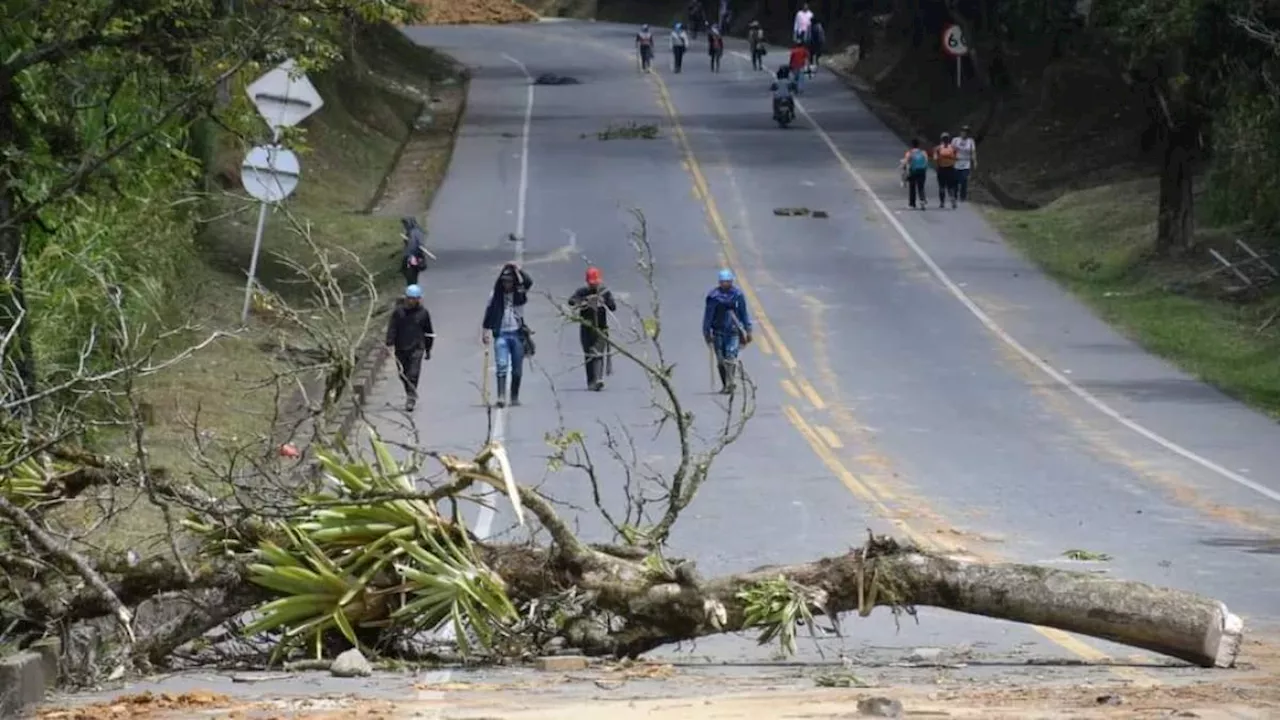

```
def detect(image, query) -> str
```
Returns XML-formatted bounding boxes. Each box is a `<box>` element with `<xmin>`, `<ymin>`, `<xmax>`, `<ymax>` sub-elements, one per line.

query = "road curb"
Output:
<box><xmin>0</xmin><ymin>638</ymin><xmax>60</xmax><ymax>717</ymax></box>
<box><xmin>303</xmin><ymin>59</ymin><xmax>471</xmax><ymax>470</ymax></box>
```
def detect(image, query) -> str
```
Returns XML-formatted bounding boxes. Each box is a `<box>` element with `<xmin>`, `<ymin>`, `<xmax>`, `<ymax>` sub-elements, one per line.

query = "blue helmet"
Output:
<box><xmin>718</xmin><ymin>269</ymin><xmax>734</xmax><ymax>283</ymax></box>
<box><xmin>405</xmin><ymin>284</ymin><xmax>423</xmax><ymax>298</ymax></box>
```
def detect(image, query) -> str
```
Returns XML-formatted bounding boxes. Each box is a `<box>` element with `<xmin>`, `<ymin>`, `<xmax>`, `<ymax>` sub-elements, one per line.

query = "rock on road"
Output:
<box><xmin>364</xmin><ymin>19</ymin><xmax>1280</xmax><ymax>672</ymax></box>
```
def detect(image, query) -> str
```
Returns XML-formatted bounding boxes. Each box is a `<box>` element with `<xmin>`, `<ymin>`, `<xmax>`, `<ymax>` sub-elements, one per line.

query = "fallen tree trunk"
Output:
<box><xmin>492</xmin><ymin>536</ymin><xmax>1243</xmax><ymax>668</ymax></box>
<box><xmin>10</xmin><ymin>530</ymin><xmax>1244</xmax><ymax>670</ymax></box>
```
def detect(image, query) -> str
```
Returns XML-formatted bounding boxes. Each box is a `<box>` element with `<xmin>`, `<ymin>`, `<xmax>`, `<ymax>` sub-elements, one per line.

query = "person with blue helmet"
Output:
<box><xmin>702</xmin><ymin>268</ymin><xmax>752</xmax><ymax>394</ymax></box>
<box><xmin>385</xmin><ymin>283</ymin><xmax>434</xmax><ymax>412</ymax></box>
<box><xmin>670</xmin><ymin>22</ymin><xmax>690</xmax><ymax>73</ymax></box>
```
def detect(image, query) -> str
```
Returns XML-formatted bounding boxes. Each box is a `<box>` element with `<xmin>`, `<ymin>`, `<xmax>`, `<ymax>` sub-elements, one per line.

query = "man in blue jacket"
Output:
<box><xmin>702</xmin><ymin>268</ymin><xmax>752</xmax><ymax>394</ymax></box>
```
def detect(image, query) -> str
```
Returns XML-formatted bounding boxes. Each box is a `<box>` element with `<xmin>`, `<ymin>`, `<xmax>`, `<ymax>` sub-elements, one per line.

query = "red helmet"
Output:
<box><xmin>585</xmin><ymin>267</ymin><xmax>602</xmax><ymax>284</ymax></box>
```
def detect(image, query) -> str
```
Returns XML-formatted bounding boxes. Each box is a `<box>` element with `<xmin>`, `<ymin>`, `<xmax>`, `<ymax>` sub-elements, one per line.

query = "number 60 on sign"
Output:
<box><xmin>941</xmin><ymin>23</ymin><xmax>968</xmax><ymax>56</ymax></box>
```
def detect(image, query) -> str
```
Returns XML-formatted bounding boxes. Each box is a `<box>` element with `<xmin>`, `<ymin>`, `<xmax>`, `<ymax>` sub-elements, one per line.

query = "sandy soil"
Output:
<box><xmin>411</xmin><ymin>0</ymin><xmax>539</xmax><ymax>25</ymax></box>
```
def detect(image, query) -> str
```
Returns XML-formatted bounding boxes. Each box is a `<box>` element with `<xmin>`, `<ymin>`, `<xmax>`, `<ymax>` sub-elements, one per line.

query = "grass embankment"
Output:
<box><xmin>84</xmin><ymin>24</ymin><xmax>462</xmax><ymax>552</ymax></box>
<box><xmin>845</xmin><ymin>34</ymin><xmax>1280</xmax><ymax>418</ymax></box>
<box><xmin>988</xmin><ymin>184</ymin><xmax>1280</xmax><ymax>416</ymax></box>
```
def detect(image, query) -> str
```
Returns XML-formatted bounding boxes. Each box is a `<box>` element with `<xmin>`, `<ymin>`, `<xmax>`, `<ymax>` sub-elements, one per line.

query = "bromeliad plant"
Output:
<box><xmin>240</xmin><ymin>431</ymin><xmax>518</xmax><ymax>661</ymax></box>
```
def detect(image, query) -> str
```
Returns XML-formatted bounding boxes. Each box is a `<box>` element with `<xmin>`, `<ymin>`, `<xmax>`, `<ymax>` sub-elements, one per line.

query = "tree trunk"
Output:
<box><xmin>1156</xmin><ymin>127</ymin><xmax>1196</xmax><ymax>256</ymax></box>
<box><xmin>492</xmin><ymin>538</ymin><xmax>1243</xmax><ymax>668</ymax></box>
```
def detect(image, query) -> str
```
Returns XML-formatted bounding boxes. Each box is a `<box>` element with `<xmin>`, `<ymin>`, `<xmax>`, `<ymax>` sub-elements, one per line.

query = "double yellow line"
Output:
<box><xmin>645</xmin><ymin>68</ymin><xmax>1152</xmax><ymax>682</ymax></box>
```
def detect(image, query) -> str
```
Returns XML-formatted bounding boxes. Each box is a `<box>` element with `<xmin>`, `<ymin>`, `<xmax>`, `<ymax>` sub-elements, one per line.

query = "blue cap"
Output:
<box><xmin>718</xmin><ymin>269</ymin><xmax>734</xmax><ymax>283</ymax></box>
<box><xmin>405</xmin><ymin>284</ymin><xmax>422</xmax><ymax>298</ymax></box>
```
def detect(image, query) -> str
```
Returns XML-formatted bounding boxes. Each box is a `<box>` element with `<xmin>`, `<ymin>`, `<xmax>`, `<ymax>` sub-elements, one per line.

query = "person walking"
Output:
<box><xmin>568</xmin><ymin>266</ymin><xmax>617</xmax><ymax>391</ymax></box>
<box><xmin>900</xmin><ymin>138</ymin><xmax>930</xmax><ymax>210</ymax></box>
<box><xmin>481</xmin><ymin>263</ymin><xmax>533</xmax><ymax>408</ymax></box>
<box><xmin>788</xmin><ymin>39</ymin><xmax>809</xmax><ymax>92</ymax></box>
<box><xmin>747</xmin><ymin>20</ymin><xmax>766</xmax><ymax>71</ymax></box>
<box><xmin>807</xmin><ymin>20</ymin><xmax>825</xmax><ymax>72</ymax></box>
<box><xmin>670</xmin><ymin>23</ymin><xmax>690</xmax><ymax>73</ymax></box>
<box><xmin>933</xmin><ymin>132</ymin><xmax>959</xmax><ymax>209</ymax></box>
<box><xmin>400</xmin><ymin>216</ymin><xmax>428</xmax><ymax>286</ymax></box>
<box><xmin>708</xmin><ymin>24</ymin><xmax>725</xmax><ymax>72</ymax></box>
<box><xmin>636</xmin><ymin>24</ymin><xmax>655</xmax><ymax>73</ymax></box>
<box><xmin>702</xmin><ymin>269</ymin><xmax>753</xmax><ymax>394</ymax></box>
<box><xmin>951</xmin><ymin>124</ymin><xmax>978</xmax><ymax>203</ymax></box>
<box><xmin>385</xmin><ymin>284</ymin><xmax>434</xmax><ymax>412</ymax></box>
<box><xmin>793</xmin><ymin>2</ymin><xmax>813</xmax><ymax>44</ymax></box>
<box><xmin>687</xmin><ymin>0</ymin><xmax>705</xmax><ymax>39</ymax></box>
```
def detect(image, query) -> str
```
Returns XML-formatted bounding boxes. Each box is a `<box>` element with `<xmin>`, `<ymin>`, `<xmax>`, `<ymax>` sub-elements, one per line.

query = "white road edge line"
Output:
<box><xmin>728</xmin><ymin>50</ymin><xmax>1280</xmax><ymax>505</ymax></box>
<box><xmin>504</xmin><ymin>52</ymin><xmax>534</xmax><ymax>265</ymax></box>
<box><xmin>422</xmin><ymin>52</ymin><xmax>537</xmax><ymax>693</ymax></box>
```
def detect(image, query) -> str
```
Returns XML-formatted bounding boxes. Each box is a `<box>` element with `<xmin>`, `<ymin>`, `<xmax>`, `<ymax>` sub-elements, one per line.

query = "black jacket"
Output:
<box><xmin>401</xmin><ymin>217</ymin><xmax>427</xmax><ymax>270</ymax></box>
<box><xmin>386</xmin><ymin>301</ymin><xmax>434</xmax><ymax>355</ymax></box>
<box><xmin>481</xmin><ymin>266</ymin><xmax>533</xmax><ymax>332</ymax></box>
<box><xmin>568</xmin><ymin>285</ymin><xmax>617</xmax><ymax>330</ymax></box>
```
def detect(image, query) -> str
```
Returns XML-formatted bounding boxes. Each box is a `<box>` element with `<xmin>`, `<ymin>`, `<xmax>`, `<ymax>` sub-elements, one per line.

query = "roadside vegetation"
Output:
<box><xmin>0</xmin><ymin>0</ymin><xmax>1269</xmax><ymax>709</ymax></box>
<box><xmin>832</xmin><ymin>0</ymin><xmax>1280</xmax><ymax>417</ymax></box>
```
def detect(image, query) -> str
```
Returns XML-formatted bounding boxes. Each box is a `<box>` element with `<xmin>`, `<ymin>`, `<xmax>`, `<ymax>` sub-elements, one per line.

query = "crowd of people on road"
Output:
<box><xmin>385</xmin><ymin>2</ymin><xmax>983</xmax><ymax>412</ymax></box>
<box><xmin>384</xmin><ymin>258</ymin><xmax>754</xmax><ymax>411</ymax></box>
<box><xmin>899</xmin><ymin>126</ymin><xmax>979</xmax><ymax>210</ymax></box>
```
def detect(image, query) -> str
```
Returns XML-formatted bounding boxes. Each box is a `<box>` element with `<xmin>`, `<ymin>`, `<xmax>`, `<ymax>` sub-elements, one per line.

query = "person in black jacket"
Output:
<box><xmin>567</xmin><ymin>266</ymin><xmax>617</xmax><ymax>391</ymax></box>
<box><xmin>481</xmin><ymin>263</ymin><xmax>533</xmax><ymax>408</ymax></box>
<box><xmin>385</xmin><ymin>284</ymin><xmax>434</xmax><ymax>411</ymax></box>
<box><xmin>401</xmin><ymin>216</ymin><xmax>428</xmax><ymax>286</ymax></box>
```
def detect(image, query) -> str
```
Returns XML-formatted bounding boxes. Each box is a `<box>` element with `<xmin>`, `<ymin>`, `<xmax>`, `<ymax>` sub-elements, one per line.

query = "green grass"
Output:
<box><xmin>58</xmin><ymin>25</ymin><xmax>459</xmax><ymax>554</ymax></box>
<box><xmin>987</xmin><ymin>179</ymin><xmax>1280</xmax><ymax>418</ymax></box>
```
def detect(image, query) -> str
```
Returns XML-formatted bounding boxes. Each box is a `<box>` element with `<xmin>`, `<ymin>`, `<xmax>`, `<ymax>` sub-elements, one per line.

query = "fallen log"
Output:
<box><xmin>496</xmin><ymin>536</ymin><xmax>1244</xmax><ymax>668</ymax></box>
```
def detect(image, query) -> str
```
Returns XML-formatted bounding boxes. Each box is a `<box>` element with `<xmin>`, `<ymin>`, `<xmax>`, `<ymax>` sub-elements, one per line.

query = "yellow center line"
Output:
<box><xmin>645</xmin><ymin>66</ymin><xmax>1152</xmax><ymax>682</ymax></box>
<box><xmin>529</xmin><ymin>25</ymin><xmax>1150</xmax><ymax>679</ymax></box>
<box><xmin>815</xmin><ymin>424</ymin><xmax>843</xmax><ymax>449</ymax></box>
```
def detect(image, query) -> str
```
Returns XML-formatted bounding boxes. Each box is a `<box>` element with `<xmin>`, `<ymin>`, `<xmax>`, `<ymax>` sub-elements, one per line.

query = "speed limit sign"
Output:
<box><xmin>942</xmin><ymin>23</ymin><xmax>968</xmax><ymax>57</ymax></box>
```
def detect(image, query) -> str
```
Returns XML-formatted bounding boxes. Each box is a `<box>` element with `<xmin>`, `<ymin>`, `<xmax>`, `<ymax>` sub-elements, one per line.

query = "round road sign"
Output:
<box><xmin>942</xmin><ymin>23</ymin><xmax>969</xmax><ymax>57</ymax></box>
<box><xmin>241</xmin><ymin>145</ymin><xmax>300</xmax><ymax>203</ymax></box>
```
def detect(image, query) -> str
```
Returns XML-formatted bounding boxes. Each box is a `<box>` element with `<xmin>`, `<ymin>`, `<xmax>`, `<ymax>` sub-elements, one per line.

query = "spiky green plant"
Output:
<box><xmin>241</xmin><ymin>430</ymin><xmax>518</xmax><ymax>661</ymax></box>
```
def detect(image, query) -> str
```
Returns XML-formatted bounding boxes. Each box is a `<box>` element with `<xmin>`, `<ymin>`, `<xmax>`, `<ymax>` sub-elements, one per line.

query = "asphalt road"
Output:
<box><xmin>363</xmin><ymin>19</ymin><xmax>1280</xmax><ymax>672</ymax></box>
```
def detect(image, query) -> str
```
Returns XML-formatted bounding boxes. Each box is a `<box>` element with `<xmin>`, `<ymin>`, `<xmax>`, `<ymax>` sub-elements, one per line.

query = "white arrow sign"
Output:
<box><xmin>246</xmin><ymin>59</ymin><xmax>324</xmax><ymax>131</ymax></box>
<box><xmin>241</xmin><ymin>145</ymin><xmax>300</xmax><ymax>203</ymax></box>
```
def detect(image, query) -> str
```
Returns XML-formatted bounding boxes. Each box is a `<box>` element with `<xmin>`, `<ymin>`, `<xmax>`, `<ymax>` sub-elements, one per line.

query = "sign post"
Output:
<box><xmin>239</xmin><ymin>60</ymin><xmax>324</xmax><ymax>325</ymax></box>
<box><xmin>941</xmin><ymin>23</ymin><xmax>969</xmax><ymax>89</ymax></box>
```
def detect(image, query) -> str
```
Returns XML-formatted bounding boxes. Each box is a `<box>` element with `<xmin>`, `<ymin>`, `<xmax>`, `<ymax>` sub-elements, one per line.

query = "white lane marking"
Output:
<box><xmin>728</xmin><ymin>50</ymin><xmax>1280</xmax><ymax>505</ymax></box>
<box><xmin>503</xmin><ymin>52</ymin><xmax>534</xmax><ymax>265</ymax></box>
<box><xmin>424</xmin><ymin>52</ymin><xmax>537</xmax><ymax>689</ymax></box>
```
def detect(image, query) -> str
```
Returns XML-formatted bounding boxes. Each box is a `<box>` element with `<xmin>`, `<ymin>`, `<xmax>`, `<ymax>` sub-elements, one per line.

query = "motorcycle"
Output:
<box><xmin>773</xmin><ymin>96</ymin><xmax>796</xmax><ymax>128</ymax></box>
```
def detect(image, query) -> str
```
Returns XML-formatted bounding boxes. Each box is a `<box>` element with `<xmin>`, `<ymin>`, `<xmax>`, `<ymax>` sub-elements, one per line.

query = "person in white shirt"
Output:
<box><xmin>793</xmin><ymin>3</ymin><xmax>813</xmax><ymax>43</ymax></box>
<box><xmin>670</xmin><ymin>23</ymin><xmax>690</xmax><ymax>73</ymax></box>
<box><xmin>950</xmin><ymin>124</ymin><xmax>978</xmax><ymax>203</ymax></box>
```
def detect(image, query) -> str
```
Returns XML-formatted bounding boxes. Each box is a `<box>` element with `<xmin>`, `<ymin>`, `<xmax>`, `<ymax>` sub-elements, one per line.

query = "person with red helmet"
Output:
<box><xmin>568</xmin><ymin>266</ymin><xmax>617</xmax><ymax>391</ymax></box>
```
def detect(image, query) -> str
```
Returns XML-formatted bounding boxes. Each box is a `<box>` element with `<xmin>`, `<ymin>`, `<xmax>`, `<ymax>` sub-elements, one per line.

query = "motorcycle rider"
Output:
<box><xmin>703</xmin><ymin>269</ymin><xmax>753</xmax><ymax>394</ymax></box>
<box><xmin>567</xmin><ymin>266</ymin><xmax>617</xmax><ymax>391</ymax></box>
<box><xmin>770</xmin><ymin>65</ymin><xmax>796</xmax><ymax>121</ymax></box>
